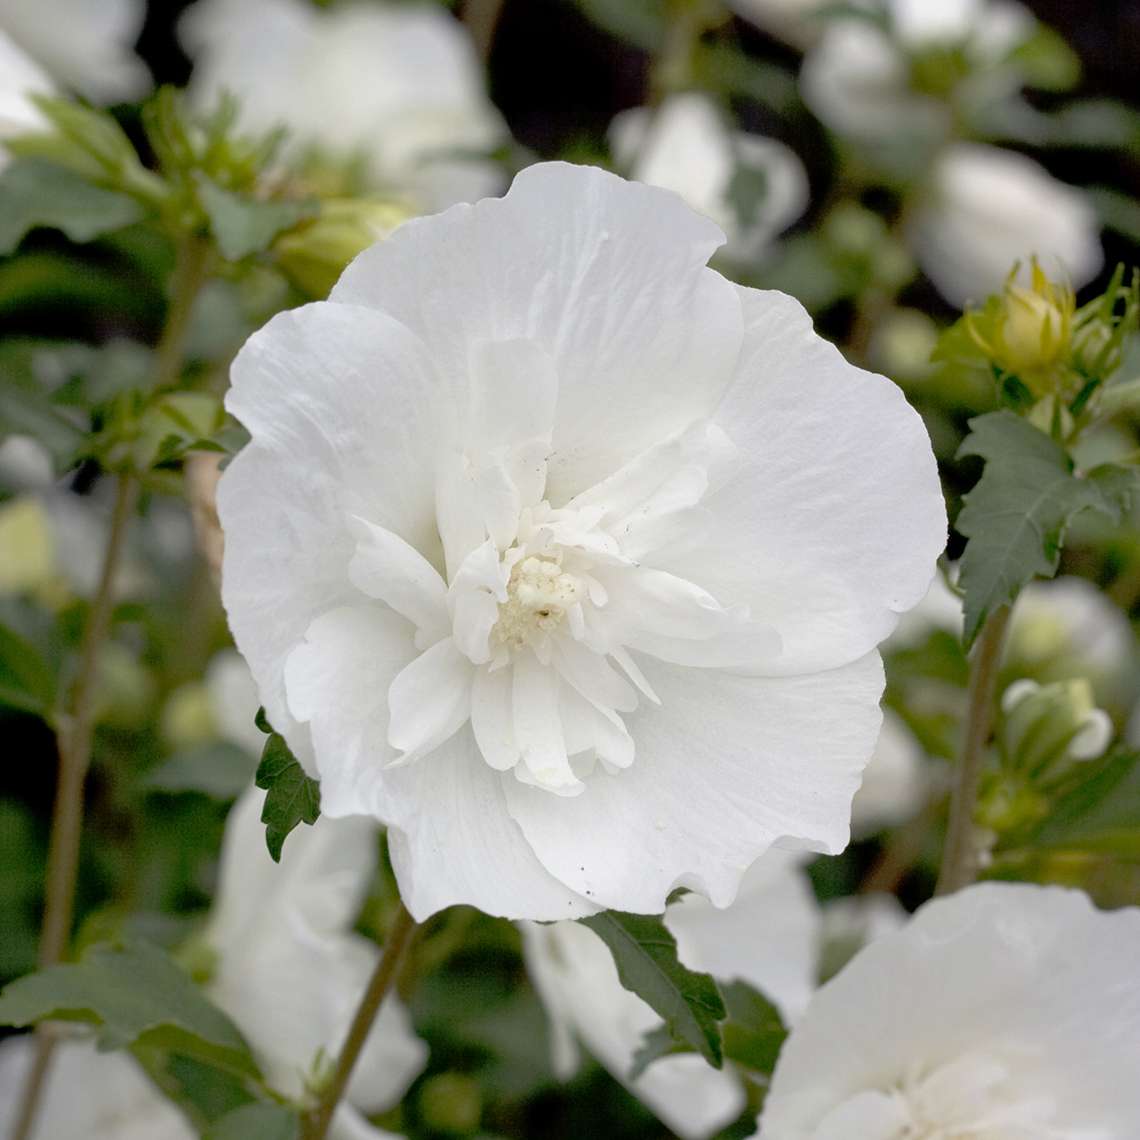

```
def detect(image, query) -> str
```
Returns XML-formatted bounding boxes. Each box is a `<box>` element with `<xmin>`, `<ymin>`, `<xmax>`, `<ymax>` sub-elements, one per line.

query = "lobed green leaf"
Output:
<box><xmin>255</xmin><ymin>730</ymin><xmax>321</xmax><ymax>861</ymax></box>
<box><xmin>955</xmin><ymin>411</ymin><xmax>1137</xmax><ymax>646</ymax></box>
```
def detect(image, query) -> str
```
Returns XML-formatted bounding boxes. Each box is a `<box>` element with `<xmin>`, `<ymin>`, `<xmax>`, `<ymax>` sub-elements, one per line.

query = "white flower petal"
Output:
<box><xmin>659</xmin><ymin>286</ymin><xmax>946</xmax><ymax>676</ymax></box>
<box><xmin>505</xmin><ymin>652</ymin><xmax>884</xmax><ymax>912</ymax></box>
<box><xmin>470</xmin><ymin>664</ymin><xmax>520</xmax><ymax>770</ymax></box>
<box><xmin>512</xmin><ymin>651</ymin><xmax>581</xmax><ymax>795</ymax></box>
<box><xmin>387</xmin><ymin>638</ymin><xmax>473</xmax><ymax>761</ymax></box>
<box><xmin>912</xmin><ymin>144</ymin><xmax>1103</xmax><ymax>308</ymax></box>
<box><xmin>219</xmin><ymin>302</ymin><xmax>439</xmax><ymax>768</ymax></box>
<box><xmin>282</xmin><ymin>605</ymin><xmax>416</xmax><ymax>816</ymax></box>
<box><xmin>347</xmin><ymin>515</ymin><xmax>449</xmax><ymax>643</ymax></box>
<box><xmin>332</xmin><ymin>162</ymin><xmax>744</xmax><ymax>501</ymax></box>
<box><xmin>382</xmin><ymin>729</ymin><xmax>597</xmax><ymax>920</ymax></box>
<box><xmin>1</xmin><ymin>0</ymin><xmax>149</xmax><ymax>102</ymax></box>
<box><xmin>0</xmin><ymin>1038</ymin><xmax>194</xmax><ymax>1140</ymax></box>
<box><xmin>761</xmin><ymin>884</ymin><xmax>1140</xmax><ymax>1139</ymax></box>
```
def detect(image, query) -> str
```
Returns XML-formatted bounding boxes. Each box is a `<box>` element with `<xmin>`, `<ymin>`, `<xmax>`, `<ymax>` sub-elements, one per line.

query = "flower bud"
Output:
<box><xmin>966</xmin><ymin>260</ymin><xmax>1074</xmax><ymax>395</ymax></box>
<box><xmin>274</xmin><ymin>197</ymin><xmax>412</xmax><ymax>298</ymax></box>
<box><xmin>1000</xmin><ymin>677</ymin><xmax>1113</xmax><ymax>777</ymax></box>
<box><xmin>418</xmin><ymin>1073</ymin><xmax>482</xmax><ymax>1134</ymax></box>
<box><xmin>161</xmin><ymin>681</ymin><xmax>217</xmax><ymax>750</ymax></box>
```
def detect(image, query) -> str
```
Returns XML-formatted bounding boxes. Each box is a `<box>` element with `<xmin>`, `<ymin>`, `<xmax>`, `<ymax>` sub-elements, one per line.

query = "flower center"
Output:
<box><xmin>493</xmin><ymin>554</ymin><xmax>585</xmax><ymax>649</ymax></box>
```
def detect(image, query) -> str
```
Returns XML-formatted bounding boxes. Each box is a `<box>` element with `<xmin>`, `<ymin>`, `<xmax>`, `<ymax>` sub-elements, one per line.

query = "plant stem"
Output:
<box><xmin>154</xmin><ymin>237</ymin><xmax>211</xmax><ymax>391</ymax></box>
<box><xmin>936</xmin><ymin>604</ymin><xmax>1012</xmax><ymax>895</ymax></box>
<box><xmin>9</xmin><ymin>234</ymin><xmax>209</xmax><ymax>1140</ymax></box>
<box><xmin>9</xmin><ymin>473</ymin><xmax>138</xmax><ymax>1140</ymax></box>
<box><xmin>302</xmin><ymin>903</ymin><xmax>419</xmax><ymax>1140</ymax></box>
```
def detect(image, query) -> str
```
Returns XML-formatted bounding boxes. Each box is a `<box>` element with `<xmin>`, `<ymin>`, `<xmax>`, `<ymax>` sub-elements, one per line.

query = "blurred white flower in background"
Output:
<box><xmin>0</xmin><ymin>1039</ymin><xmax>194</xmax><ymax>1140</ymax></box>
<box><xmin>0</xmin><ymin>791</ymin><xmax>420</xmax><ymax>1140</ymax></box>
<box><xmin>910</xmin><ymin>143</ymin><xmax>1103</xmax><ymax>307</ymax></box>
<box><xmin>203</xmin><ymin>789</ymin><xmax>426</xmax><ymax>1138</ymax></box>
<box><xmin>219</xmin><ymin>162</ymin><xmax>945</xmax><ymax>921</ymax></box>
<box><xmin>206</xmin><ymin>649</ymin><xmax>266</xmax><ymax>757</ymax></box>
<box><xmin>850</xmin><ymin>710</ymin><xmax>928</xmax><ymax>836</ymax></box>
<box><xmin>0</xmin><ymin>31</ymin><xmax>51</xmax><ymax>167</ymax></box>
<box><xmin>0</xmin><ymin>0</ymin><xmax>149</xmax><ymax>103</ymax></box>
<box><xmin>180</xmin><ymin>0</ymin><xmax>507</xmax><ymax>211</ymax></box>
<box><xmin>724</xmin><ymin>0</ymin><xmax>829</xmax><ymax>47</ymax></box>
<box><xmin>522</xmin><ymin>851</ymin><xmax>820</xmax><ymax>1140</ymax></box>
<box><xmin>1009</xmin><ymin>575</ymin><xmax>1135</xmax><ymax>692</ymax></box>
<box><xmin>609</xmin><ymin>93</ymin><xmax>808</xmax><ymax>263</ymax></box>
<box><xmin>760</xmin><ymin>883</ymin><xmax>1140</xmax><ymax>1139</ymax></box>
<box><xmin>800</xmin><ymin>0</ymin><xmax>1034</xmax><ymax>143</ymax></box>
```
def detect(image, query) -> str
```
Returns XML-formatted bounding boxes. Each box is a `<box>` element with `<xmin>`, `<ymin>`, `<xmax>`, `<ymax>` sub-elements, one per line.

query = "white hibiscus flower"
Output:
<box><xmin>800</xmin><ymin>0</ymin><xmax>1036</xmax><ymax>144</ymax></box>
<box><xmin>0</xmin><ymin>1039</ymin><xmax>194</xmax><ymax>1140</ymax></box>
<box><xmin>180</xmin><ymin>0</ymin><xmax>506</xmax><ymax>211</ymax></box>
<box><xmin>724</xmin><ymin>0</ymin><xmax>830</xmax><ymax>47</ymax></box>
<box><xmin>203</xmin><ymin>789</ymin><xmax>426</xmax><ymax>1137</ymax></box>
<box><xmin>218</xmin><ymin>161</ymin><xmax>946</xmax><ymax>921</ymax></box>
<box><xmin>608</xmin><ymin>92</ymin><xmax>808</xmax><ymax>264</ymax></box>
<box><xmin>0</xmin><ymin>0</ymin><xmax>149</xmax><ymax>104</ymax></box>
<box><xmin>851</xmin><ymin>710</ymin><xmax>929</xmax><ymax>836</ymax></box>
<box><xmin>759</xmin><ymin>883</ymin><xmax>1140</xmax><ymax>1139</ymax></box>
<box><xmin>521</xmin><ymin>851</ymin><xmax>821</xmax><ymax>1140</ymax></box>
<box><xmin>0</xmin><ymin>30</ymin><xmax>52</xmax><ymax>168</ymax></box>
<box><xmin>910</xmin><ymin>143</ymin><xmax>1102</xmax><ymax>307</ymax></box>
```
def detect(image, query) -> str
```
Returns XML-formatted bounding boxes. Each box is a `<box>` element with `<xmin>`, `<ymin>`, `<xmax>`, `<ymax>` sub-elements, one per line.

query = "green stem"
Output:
<box><xmin>9</xmin><ymin>473</ymin><xmax>138</xmax><ymax>1140</ymax></box>
<box><xmin>936</xmin><ymin>604</ymin><xmax>1012</xmax><ymax>895</ymax></box>
<box><xmin>9</xmin><ymin>234</ymin><xmax>209</xmax><ymax>1140</ymax></box>
<box><xmin>302</xmin><ymin>904</ymin><xmax>419</xmax><ymax>1140</ymax></box>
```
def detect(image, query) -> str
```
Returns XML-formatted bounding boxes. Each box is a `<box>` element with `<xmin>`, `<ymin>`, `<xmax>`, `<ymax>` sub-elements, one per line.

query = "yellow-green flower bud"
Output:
<box><xmin>418</xmin><ymin>1073</ymin><xmax>482</xmax><ymax>1135</ymax></box>
<box><xmin>966</xmin><ymin>259</ymin><xmax>1075</xmax><ymax>396</ymax></box>
<box><xmin>274</xmin><ymin>197</ymin><xmax>413</xmax><ymax>298</ymax></box>
<box><xmin>161</xmin><ymin>681</ymin><xmax>218</xmax><ymax>750</ymax></box>
<box><xmin>0</xmin><ymin>497</ymin><xmax>54</xmax><ymax>596</ymax></box>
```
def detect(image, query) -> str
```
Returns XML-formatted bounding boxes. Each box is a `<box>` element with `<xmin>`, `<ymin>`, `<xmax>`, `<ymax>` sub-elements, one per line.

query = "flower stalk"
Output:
<box><xmin>936</xmin><ymin>603</ymin><xmax>1012</xmax><ymax>895</ymax></box>
<box><xmin>302</xmin><ymin>902</ymin><xmax>419</xmax><ymax>1140</ymax></box>
<box><xmin>8</xmin><ymin>473</ymin><xmax>138</xmax><ymax>1140</ymax></box>
<box><xmin>9</xmin><ymin>234</ymin><xmax>209</xmax><ymax>1140</ymax></box>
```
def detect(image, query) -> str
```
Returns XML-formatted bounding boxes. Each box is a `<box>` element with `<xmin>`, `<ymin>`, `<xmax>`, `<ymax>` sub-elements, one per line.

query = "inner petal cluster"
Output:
<box><xmin>325</xmin><ymin>341</ymin><xmax>780</xmax><ymax>797</ymax></box>
<box><xmin>816</xmin><ymin>1055</ymin><xmax>1074</xmax><ymax>1140</ymax></box>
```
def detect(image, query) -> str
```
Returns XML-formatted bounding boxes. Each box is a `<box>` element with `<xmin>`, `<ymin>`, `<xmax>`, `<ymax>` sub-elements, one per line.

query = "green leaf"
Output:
<box><xmin>205</xmin><ymin>1103</ymin><xmax>300</xmax><ymax>1140</ymax></box>
<box><xmin>955</xmin><ymin>412</ymin><xmax>1135</xmax><ymax>646</ymax></box>
<box><xmin>1031</xmin><ymin>749</ymin><xmax>1140</xmax><ymax>856</ymax></box>
<box><xmin>629</xmin><ymin>1023</ymin><xmax>692</xmax><ymax>1079</ymax></box>
<box><xmin>0</xmin><ymin>940</ymin><xmax>259</xmax><ymax>1079</ymax></box>
<box><xmin>579</xmin><ymin>911</ymin><xmax>725</xmax><ymax>1068</ymax></box>
<box><xmin>196</xmin><ymin>177</ymin><xmax>317</xmax><ymax>262</ymax></box>
<box><xmin>0</xmin><ymin>159</ymin><xmax>145</xmax><ymax>255</ymax></box>
<box><xmin>573</xmin><ymin>0</ymin><xmax>666</xmax><ymax>50</ymax></box>
<box><xmin>1007</xmin><ymin>23</ymin><xmax>1081</xmax><ymax>92</ymax></box>
<box><xmin>0</xmin><ymin>623</ymin><xmax>57</xmax><ymax>718</ymax></box>
<box><xmin>256</xmin><ymin>730</ymin><xmax>321</xmax><ymax>861</ymax></box>
<box><xmin>629</xmin><ymin>979</ymin><xmax>788</xmax><ymax>1081</ymax></box>
<box><xmin>718</xmin><ymin>980</ymin><xmax>787</xmax><ymax>1077</ymax></box>
<box><xmin>147</xmin><ymin>741</ymin><xmax>259</xmax><ymax>800</ymax></box>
